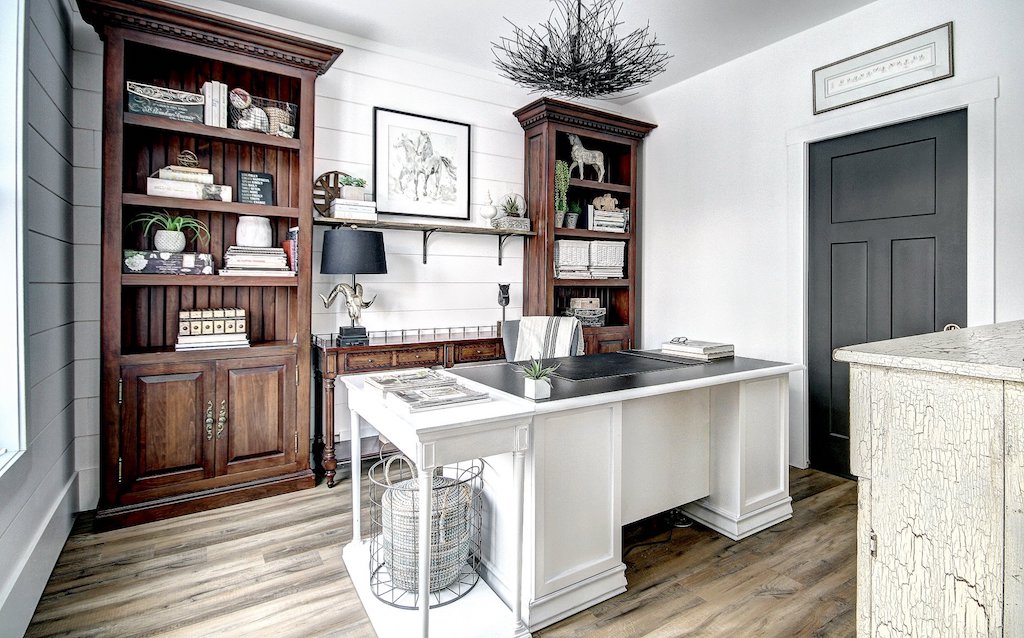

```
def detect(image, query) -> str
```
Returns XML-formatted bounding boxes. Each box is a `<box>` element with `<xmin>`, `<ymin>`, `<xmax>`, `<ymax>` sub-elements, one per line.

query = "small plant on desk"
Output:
<box><xmin>516</xmin><ymin>358</ymin><xmax>559</xmax><ymax>400</ymax></box>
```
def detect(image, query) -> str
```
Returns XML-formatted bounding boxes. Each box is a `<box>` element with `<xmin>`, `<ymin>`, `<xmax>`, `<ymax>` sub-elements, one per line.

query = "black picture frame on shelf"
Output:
<box><xmin>373</xmin><ymin>107</ymin><xmax>471</xmax><ymax>220</ymax></box>
<box><xmin>237</xmin><ymin>170</ymin><xmax>275</xmax><ymax>205</ymax></box>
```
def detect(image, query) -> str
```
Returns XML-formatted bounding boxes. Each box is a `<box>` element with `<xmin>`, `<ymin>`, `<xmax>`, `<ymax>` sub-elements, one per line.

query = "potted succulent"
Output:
<box><xmin>516</xmin><ymin>357</ymin><xmax>560</xmax><ymax>400</ymax></box>
<box><xmin>554</xmin><ymin>160</ymin><xmax>570</xmax><ymax>227</ymax></box>
<box><xmin>128</xmin><ymin>210</ymin><xmax>210</xmax><ymax>253</ymax></box>
<box><xmin>501</xmin><ymin>194</ymin><xmax>522</xmax><ymax>217</ymax></box>
<box><xmin>339</xmin><ymin>174</ymin><xmax>367</xmax><ymax>201</ymax></box>
<box><xmin>565</xmin><ymin>201</ymin><xmax>583</xmax><ymax>229</ymax></box>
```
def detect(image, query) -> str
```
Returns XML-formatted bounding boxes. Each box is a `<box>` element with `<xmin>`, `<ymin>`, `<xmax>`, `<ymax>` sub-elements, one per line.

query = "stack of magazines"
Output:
<box><xmin>660</xmin><ymin>339</ymin><xmax>734</xmax><ymax>361</ymax></box>
<box><xmin>220</xmin><ymin>246</ymin><xmax>295</xmax><ymax>277</ymax></box>
<box><xmin>364</xmin><ymin>369</ymin><xmax>490</xmax><ymax>412</ymax></box>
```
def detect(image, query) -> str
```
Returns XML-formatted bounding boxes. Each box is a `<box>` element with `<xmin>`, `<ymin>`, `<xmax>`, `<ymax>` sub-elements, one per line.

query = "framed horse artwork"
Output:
<box><xmin>373</xmin><ymin>107</ymin><xmax>471</xmax><ymax>220</ymax></box>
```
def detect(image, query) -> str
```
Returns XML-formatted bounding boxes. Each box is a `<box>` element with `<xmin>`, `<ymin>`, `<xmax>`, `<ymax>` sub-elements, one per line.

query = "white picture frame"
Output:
<box><xmin>812</xmin><ymin>22</ymin><xmax>953</xmax><ymax>115</ymax></box>
<box><xmin>373</xmin><ymin>107</ymin><xmax>471</xmax><ymax>220</ymax></box>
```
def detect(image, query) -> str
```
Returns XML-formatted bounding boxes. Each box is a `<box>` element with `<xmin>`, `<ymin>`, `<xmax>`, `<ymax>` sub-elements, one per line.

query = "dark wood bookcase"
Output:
<box><xmin>79</xmin><ymin>0</ymin><xmax>341</xmax><ymax>527</ymax></box>
<box><xmin>515</xmin><ymin>98</ymin><xmax>656</xmax><ymax>353</ymax></box>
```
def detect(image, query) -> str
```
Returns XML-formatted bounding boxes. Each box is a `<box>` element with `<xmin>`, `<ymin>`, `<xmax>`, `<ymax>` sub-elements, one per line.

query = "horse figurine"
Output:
<box><xmin>320</xmin><ymin>282</ymin><xmax>376</xmax><ymax>326</ymax></box>
<box><xmin>567</xmin><ymin>134</ymin><xmax>605</xmax><ymax>182</ymax></box>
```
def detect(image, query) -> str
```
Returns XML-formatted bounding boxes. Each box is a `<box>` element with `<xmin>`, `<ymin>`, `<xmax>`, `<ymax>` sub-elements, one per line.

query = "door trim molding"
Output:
<box><xmin>786</xmin><ymin>76</ymin><xmax>999</xmax><ymax>468</ymax></box>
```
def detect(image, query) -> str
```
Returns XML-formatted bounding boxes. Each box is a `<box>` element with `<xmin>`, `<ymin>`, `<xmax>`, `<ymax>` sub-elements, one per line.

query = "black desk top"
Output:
<box><xmin>452</xmin><ymin>352</ymin><xmax>794</xmax><ymax>402</ymax></box>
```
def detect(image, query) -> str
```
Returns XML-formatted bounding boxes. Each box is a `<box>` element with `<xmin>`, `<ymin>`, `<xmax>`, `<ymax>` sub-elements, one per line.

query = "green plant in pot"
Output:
<box><xmin>516</xmin><ymin>357</ymin><xmax>560</xmax><ymax>400</ymax></box>
<box><xmin>565</xmin><ymin>201</ymin><xmax>583</xmax><ymax>229</ymax></box>
<box><xmin>554</xmin><ymin>160</ymin><xmax>569</xmax><ymax>226</ymax></box>
<box><xmin>501</xmin><ymin>194</ymin><xmax>522</xmax><ymax>217</ymax></box>
<box><xmin>128</xmin><ymin>210</ymin><xmax>210</xmax><ymax>253</ymax></box>
<box><xmin>339</xmin><ymin>174</ymin><xmax>367</xmax><ymax>201</ymax></box>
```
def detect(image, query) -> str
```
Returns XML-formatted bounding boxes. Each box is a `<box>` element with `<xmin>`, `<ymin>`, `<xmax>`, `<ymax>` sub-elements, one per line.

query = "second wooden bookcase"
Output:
<box><xmin>515</xmin><ymin>98</ymin><xmax>656</xmax><ymax>353</ymax></box>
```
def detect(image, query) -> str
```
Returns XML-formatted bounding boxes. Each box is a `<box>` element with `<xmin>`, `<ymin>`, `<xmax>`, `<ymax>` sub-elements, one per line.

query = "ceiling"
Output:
<box><xmin>227</xmin><ymin>0</ymin><xmax>878</xmax><ymax>102</ymax></box>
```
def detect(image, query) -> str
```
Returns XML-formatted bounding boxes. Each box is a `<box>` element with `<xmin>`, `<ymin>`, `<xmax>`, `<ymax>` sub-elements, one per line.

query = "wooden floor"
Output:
<box><xmin>27</xmin><ymin>468</ymin><xmax>856</xmax><ymax>638</ymax></box>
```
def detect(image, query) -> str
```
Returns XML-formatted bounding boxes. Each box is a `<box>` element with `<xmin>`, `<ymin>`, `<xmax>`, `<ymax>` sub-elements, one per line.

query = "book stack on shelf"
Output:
<box><xmin>554</xmin><ymin>239</ymin><xmax>591</xmax><ymax>279</ymax></box>
<box><xmin>587</xmin><ymin>206</ymin><xmax>629</xmax><ymax>233</ymax></box>
<box><xmin>175</xmin><ymin>308</ymin><xmax>249</xmax><ymax>351</ymax></box>
<box><xmin>588</xmin><ymin>241</ymin><xmax>625</xmax><ymax>279</ymax></box>
<box><xmin>364</xmin><ymin>369</ymin><xmax>491</xmax><ymax>412</ymax></box>
<box><xmin>329</xmin><ymin>198</ymin><xmax>377</xmax><ymax>223</ymax></box>
<box><xmin>147</xmin><ymin>165</ymin><xmax>232</xmax><ymax>201</ymax></box>
<box><xmin>200</xmin><ymin>81</ymin><xmax>228</xmax><ymax>127</ymax></box>
<box><xmin>660</xmin><ymin>339</ymin><xmax>734</xmax><ymax>361</ymax></box>
<box><xmin>220</xmin><ymin>246</ymin><xmax>296</xmax><ymax>277</ymax></box>
<box><xmin>281</xmin><ymin>226</ymin><xmax>299</xmax><ymax>272</ymax></box>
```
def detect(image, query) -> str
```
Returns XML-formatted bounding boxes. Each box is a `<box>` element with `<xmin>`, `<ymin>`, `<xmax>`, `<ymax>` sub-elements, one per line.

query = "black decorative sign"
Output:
<box><xmin>237</xmin><ymin>171</ymin><xmax>274</xmax><ymax>205</ymax></box>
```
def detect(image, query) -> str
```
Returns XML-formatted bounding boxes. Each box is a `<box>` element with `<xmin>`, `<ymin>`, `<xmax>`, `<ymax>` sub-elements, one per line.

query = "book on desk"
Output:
<box><xmin>365</xmin><ymin>368</ymin><xmax>491</xmax><ymax>412</ymax></box>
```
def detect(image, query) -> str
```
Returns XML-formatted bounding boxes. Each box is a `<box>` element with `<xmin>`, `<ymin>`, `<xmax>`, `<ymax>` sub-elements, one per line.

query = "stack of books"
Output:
<box><xmin>329</xmin><ymin>198</ymin><xmax>377</xmax><ymax>222</ymax></box>
<box><xmin>220</xmin><ymin>246</ymin><xmax>295</xmax><ymax>277</ymax></box>
<box><xmin>588</xmin><ymin>240</ymin><xmax>625</xmax><ymax>279</ymax></box>
<box><xmin>200</xmin><ymin>81</ymin><xmax>228</xmax><ymax>127</ymax></box>
<box><xmin>364</xmin><ymin>368</ymin><xmax>491</xmax><ymax>412</ymax></box>
<box><xmin>554</xmin><ymin>239</ymin><xmax>591</xmax><ymax>279</ymax></box>
<box><xmin>588</xmin><ymin>206</ymin><xmax>629</xmax><ymax>233</ymax></box>
<box><xmin>660</xmin><ymin>339</ymin><xmax>735</xmax><ymax>361</ymax></box>
<box><xmin>147</xmin><ymin>165</ymin><xmax>231</xmax><ymax>201</ymax></box>
<box><xmin>175</xmin><ymin>308</ymin><xmax>249</xmax><ymax>351</ymax></box>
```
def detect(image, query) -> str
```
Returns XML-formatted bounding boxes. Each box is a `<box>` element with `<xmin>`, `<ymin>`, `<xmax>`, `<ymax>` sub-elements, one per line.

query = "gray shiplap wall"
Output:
<box><xmin>0</xmin><ymin>0</ymin><xmax>79</xmax><ymax>632</ymax></box>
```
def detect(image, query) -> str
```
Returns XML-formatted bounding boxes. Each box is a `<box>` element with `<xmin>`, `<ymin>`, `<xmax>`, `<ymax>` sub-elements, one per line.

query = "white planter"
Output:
<box><xmin>236</xmin><ymin>215</ymin><xmax>272</xmax><ymax>247</ymax></box>
<box><xmin>524</xmin><ymin>377</ymin><xmax>551</xmax><ymax>400</ymax></box>
<box><xmin>341</xmin><ymin>185</ymin><xmax>365</xmax><ymax>201</ymax></box>
<box><xmin>154</xmin><ymin>229</ymin><xmax>186</xmax><ymax>253</ymax></box>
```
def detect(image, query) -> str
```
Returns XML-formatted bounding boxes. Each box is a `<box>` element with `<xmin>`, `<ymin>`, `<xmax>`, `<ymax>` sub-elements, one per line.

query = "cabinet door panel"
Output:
<box><xmin>216</xmin><ymin>355</ymin><xmax>296</xmax><ymax>475</ymax></box>
<box><xmin>120</xmin><ymin>363</ymin><xmax>215</xmax><ymax>496</ymax></box>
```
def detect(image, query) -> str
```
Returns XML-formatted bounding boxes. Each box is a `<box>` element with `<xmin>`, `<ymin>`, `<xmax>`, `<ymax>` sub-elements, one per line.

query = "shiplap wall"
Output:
<box><xmin>0</xmin><ymin>0</ymin><xmax>79</xmax><ymax>631</ymax></box>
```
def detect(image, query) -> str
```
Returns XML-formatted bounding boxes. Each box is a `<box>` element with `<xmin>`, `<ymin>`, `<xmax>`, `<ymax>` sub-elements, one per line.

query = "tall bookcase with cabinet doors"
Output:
<box><xmin>515</xmin><ymin>98</ymin><xmax>656</xmax><ymax>353</ymax></box>
<box><xmin>79</xmin><ymin>0</ymin><xmax>341</xmax><ymax>527</ymax></box>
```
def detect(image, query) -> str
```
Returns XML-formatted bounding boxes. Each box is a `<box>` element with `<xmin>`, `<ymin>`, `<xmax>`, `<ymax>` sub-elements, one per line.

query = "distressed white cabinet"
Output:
<box><xmin>835</xmin><ymin>321</ymin><xmax>1024</xmax><ymax>637</ymax></box>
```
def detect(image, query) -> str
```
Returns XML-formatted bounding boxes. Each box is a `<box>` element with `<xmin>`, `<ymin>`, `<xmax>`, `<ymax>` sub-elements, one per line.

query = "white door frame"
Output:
<box><xmin>785</xmin><ymin>76</ymin><xmax>999</xmax><ymax>468</ymax></box>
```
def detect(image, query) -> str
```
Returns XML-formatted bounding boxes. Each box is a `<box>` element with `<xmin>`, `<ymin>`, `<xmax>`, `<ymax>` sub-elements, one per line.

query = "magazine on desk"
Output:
<box><xmin>386</xmin><ymin>384</ymin><xmax>491</xmax><ymax>413</ymax></box>
<box><xmin>363</xmin><ymin>368</ymin><xmax>457</xmax><ymax>400</ymax></box>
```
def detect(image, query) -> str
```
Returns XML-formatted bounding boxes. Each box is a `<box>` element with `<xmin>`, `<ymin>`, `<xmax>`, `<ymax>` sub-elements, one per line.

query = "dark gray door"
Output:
<box><xmin>808</xmin><ymin>109</ymin><xmax>967</xmax><ymax>476</ymax></box>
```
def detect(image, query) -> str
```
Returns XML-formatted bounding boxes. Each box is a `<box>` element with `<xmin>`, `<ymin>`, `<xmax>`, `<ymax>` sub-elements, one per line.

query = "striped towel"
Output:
<box><xmin>514</xmin><ymin>316</ymin><xmax>584</xmax><ymax>361</ymax></box>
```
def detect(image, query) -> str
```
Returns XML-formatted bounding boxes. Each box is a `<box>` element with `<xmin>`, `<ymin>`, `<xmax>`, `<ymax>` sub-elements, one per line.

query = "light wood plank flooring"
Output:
<box><xmin>27</xmin><ymin>468</ymin><xmax>855</xmax><ymax>637</ymax></box>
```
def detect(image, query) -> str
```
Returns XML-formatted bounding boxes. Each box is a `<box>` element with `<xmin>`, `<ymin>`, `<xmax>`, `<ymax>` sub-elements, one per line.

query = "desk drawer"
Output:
<box><xmin>343</xmin><ymin>351</ymin><xmax>395</xmax><ymax>372</ymax></box>
<box><xmin>395</xmin><ymin>346</ymin><xmax>444</xmax><ymax>367</ymax></box>
<box><xmin>453</xmin><ymin>341</ymin><xmax>502</xmax><ymax>363</ymax></box>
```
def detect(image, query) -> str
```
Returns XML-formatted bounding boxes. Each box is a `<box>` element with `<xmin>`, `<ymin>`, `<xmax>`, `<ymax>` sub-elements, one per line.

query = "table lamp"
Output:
<box><xmin>319</xmin><ymin>228</ymin><xmax>387</xmax><ymax>345</ymax></box>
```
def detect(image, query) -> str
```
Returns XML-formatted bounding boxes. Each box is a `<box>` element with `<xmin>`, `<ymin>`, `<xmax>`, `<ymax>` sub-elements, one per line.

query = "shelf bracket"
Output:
<box><xmin>497</xmin><ymin>234</ymin><xmax>515</xmax><ymax>266</ymax></box>
<box><xmin>421</xmin><ymin>228</ymin><xmax>440</xmax><ymax>264</ymax></box>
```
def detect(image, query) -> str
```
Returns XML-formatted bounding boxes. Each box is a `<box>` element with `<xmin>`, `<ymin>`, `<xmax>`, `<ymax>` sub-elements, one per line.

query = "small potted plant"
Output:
<box><xmin>554</xmin><ymin>160</ymin><xmax>569</xmax><ymax>227</ymax></box>
<box><xmin>339</xmin><ymin>174</ymin><xmax>367</xmax><ymax>201</ymax></box>
<box><xmin>565</xmin><ymin>201</ymin><xmax>583</xmax><ymax>228</ymax></box>
<box><xmin>128</xmin><ymin>210</ymin><xmax>210</xmax><ymax>253</ymax></box>
<box><xmin>516</xmin><ymin>357</ymin><xmax>559</xmax><ymax>400</ymax></box>
<box><xmin>501</xmin><ymin>194</ymin><xmax>522</xmax><ymax>217</ymax></box>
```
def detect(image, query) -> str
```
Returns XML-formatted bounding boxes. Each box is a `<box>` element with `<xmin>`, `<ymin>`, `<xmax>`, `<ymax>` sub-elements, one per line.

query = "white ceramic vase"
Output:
<box><xmin>524</xmin><ymin>377</ymin><xmax>551</xmax><ymax>400</ymax></box>
<box><xmin>236</xmin><ymin>216</ymin><xmax>272</xmax><ymax>247</ymax></box>
<box><xmin>154</xmin><ymin>229</ymin><xmax>186</xmax><ymax>253</ymax></box>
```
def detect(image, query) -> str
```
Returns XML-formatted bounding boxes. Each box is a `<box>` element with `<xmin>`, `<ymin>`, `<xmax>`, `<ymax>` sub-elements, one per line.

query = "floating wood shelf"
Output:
<box><xmin>123</xmin><ymin>112</ymin><xmax>302</xmax><ymax>150</ymax></box>
<box><xmin>122</xmin><ymin>193</ymin><xmax>301</xmax><ymax>218</ymax></box>
<box><xmin>313</xmin><ymin>216</ymin><xmax>535</xmax><ymax>265</ymax></box>
<box><xmin>569</xmin><ymin>178</ymin><xmax>631</xmax><ymax>193</ymax></box>
<box><xmin>121</xmin><ymin>274</ymin><xmax>299</xmax><ymax>287</ymax></box>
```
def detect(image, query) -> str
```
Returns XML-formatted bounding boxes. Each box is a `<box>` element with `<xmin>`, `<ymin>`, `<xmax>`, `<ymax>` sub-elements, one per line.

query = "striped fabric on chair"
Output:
<box><xmin>513</xmin><ymin>316</ymin><xmax>585</xmax><ymax>361</ymax></box>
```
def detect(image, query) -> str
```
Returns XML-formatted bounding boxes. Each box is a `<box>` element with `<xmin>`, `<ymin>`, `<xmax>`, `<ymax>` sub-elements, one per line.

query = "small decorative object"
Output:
<box><xmin>339</xmin><ymin>174</ymin><xmax>367</xmax><ymax>201</ymax></box>
<box><xmin>565</xmin><ymin>201</ymin><xmax>583</xmax><ymax>228</ymax></box>
<box><xmin>554</xmin><ymin>159</ymin><xmax>570</xmax><ymax>217</ymax></box>
<box><xmin>176</xmin><ymin>150</ymin><xmax>201</xmax><ymax>169</ymax></box>
<box><xmin>319</xmin><ymin>229</ymin><xmax>388</xmax><ymax>328</ymax></box>
<box><xmin>492</xmin><ymin>0</ymin><xmax>670</xmax><ymax>99</ymax></box>
<box><xmin>312</xmin><ymin>170</ymin><xmax>344</xmax><ymax>215</ymax></box>
<box><xmin>480</xmin><ymin>191</ymin><xmax>498</xmax><ymax>223</ymax></box>
<box><xmin>497</xmin><ymin>283</ymin><xmax>511</xmax><ymax>327</ymax></box>
<box><xmin>321</xmin><ymin>282</ymin><xmax>376</xmax><ymax>327</ymax></box>
<box><xmin>593</xmin><ymin>193</ymin><xmax>619</xmax><ymax>211</ymax></box>
<box><xmin>813</xmin><ymin>22</ymin><xmax>953</xmax><ymax>115</ymax></box>
<box><xmin>237</xmin><ymin>171</ymin><xmax>274</xmax><ymax>205</ymax></box>
<box><xmin>125</xmin><ymin>81</ymin><xmax>205</xmax><ymax>123</ymax></box>
<box><xmin>127</xmin><ymin>210</ymin><xmax>210</xmax><ymax>253</ymax></box>
<box><xmin>516</xmin><ymin>357</ymin><xmax>560</xmax><ymax>400</ymax></box>
<box><xmin>374</xmin><ymin>107</ymin><xmax>470</xmax><ymax>220</ymax></box>
<box><xmin>567</xmin><ymin>134</ymin><xmax>605</xmax><ymax>182</ymax></box>
<box><xmin>501</xmin><ymin>193</ymin><xmax>522</xmax><ymax>217</ymax></box>
<box><xmin>555</xmin><ymin>209</ymin><xmax>566</xmax><ymax>227</ymax></box>
<box><xmin>235</xmin><ymin>215</ymin><xmax>273</xmax><ymax>248</ymax></box>
<box><xmin>123</xmin><ymin>250</ymin><xmax>215</xmax><ymax>275</ymax></box>
<box><xmin>228</xmin><ymin>87</ymin><xmax>269</xmax><ymax>133</ymax></box>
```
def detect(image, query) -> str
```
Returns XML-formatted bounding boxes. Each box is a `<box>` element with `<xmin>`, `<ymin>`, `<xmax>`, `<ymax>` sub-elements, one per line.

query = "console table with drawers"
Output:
<box><xmin>311</xmin><ymin>330</ymin><xmax>506</xmax><ymax>487</ymax></box>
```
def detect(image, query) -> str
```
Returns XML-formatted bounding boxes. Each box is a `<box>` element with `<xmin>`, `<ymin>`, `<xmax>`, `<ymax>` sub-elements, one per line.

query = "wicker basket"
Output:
<box><xmin>567</xmin><ymin>307</ymin><xmax>607</xmax><ymax>327</ymax></box>
<box><xmin>555</xmin><ymin>240</ymin><xmax>590</xmax><ymax>267</ymax></box>
<box><xmin>589</xmin><ymin>241</ymin><xmax>625</xmax><ymax>267</ymax></box>
<box><xmin>379</xmin><ymin>456</ymin><xmax>473</xmax><ymax>592</ymax></box>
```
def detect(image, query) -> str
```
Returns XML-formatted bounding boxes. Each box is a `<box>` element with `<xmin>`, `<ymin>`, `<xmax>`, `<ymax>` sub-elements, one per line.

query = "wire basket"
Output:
<box><xmin>228</xmin><ymin>88</ymin><xmax>298</xmax><ymax>138</ymax></box>
<box><xmin>368</xmin><ymin>454</ymin><xmax>482</xmax><ymax>609</ymax></box>
<box><xmin>567</xmin><ymin>307</ymin><xmax>607</xmax><ymax>327</ymax></box>
<box><xmin>589</xmin><ymin>241</ymin><xmax>626</xmax><ymax>267</ymax></box>
<box><xmin>555</xmin><ymin>239</ymin><xmax>590</xmax><ymax>267</ymax></box>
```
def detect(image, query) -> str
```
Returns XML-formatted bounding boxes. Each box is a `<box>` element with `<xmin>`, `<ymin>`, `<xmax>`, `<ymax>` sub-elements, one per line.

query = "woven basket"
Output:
<box><xmin>555</xmin><ymin>240</ymin><xmax>590</xmax><ymax>267</ymax></box>
<box><xmin>228</xmin><ymin>89</ymin><xmax>298</xmax><ymax>138</ymax></box>
<box><xmin>567</xmin><ymin>307</ymin><xmax>607</xmax><ymax>327</ymax></box>
<box><xmin>380</xmin><ymin>456</ymin><xmax>472</xmax><ymax>592</ymax></box>
<box><xmin>589</xmin><ymin>241</ymin><xmax>625</xmax><ymax>267</ymax></box>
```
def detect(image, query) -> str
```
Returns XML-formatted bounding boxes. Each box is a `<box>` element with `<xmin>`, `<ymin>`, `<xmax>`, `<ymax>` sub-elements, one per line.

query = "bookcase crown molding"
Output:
<box><xmin>514</xmin><ymin>97</ymin><xmax>657</xmax><ymax>138</ymax></box>
<box><xmin>78</xmin><ymin>0</ymin><xmax>342</xmax><ymax>75</ymax></box>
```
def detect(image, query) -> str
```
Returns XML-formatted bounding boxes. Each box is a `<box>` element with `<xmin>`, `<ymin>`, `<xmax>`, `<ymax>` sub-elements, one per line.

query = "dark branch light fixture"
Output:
<box><xmin>492</xmin><ymin>0</ymin><xmax>670</xmax><ymax>99</ymax></box>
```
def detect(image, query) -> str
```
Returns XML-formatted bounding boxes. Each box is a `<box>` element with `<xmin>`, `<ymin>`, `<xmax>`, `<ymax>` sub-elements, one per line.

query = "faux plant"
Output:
<box><xmin>554</xmin><ymin>160</ymin><xmax>570</xmax><ymax>212</ymax></box>
<box><xmin>339</xmin><ymin>175</ymin><xmax>367</xmax><ymax>188</ymax></box>
<box><xmin>128</xmin><ymin>210</ymin><xmax>211</xmax><ymax>246</ymax></box>
<box><xmin>501</xmin><ymin>194</ymin><xmax>521</xmax><ymax>217</ymax></box>
<box><xmin>516</xmin><ymin>357</ymin><xmax>560</xmax><ymax>381</ymax></box>
<box><xmin>568</xmin><ymin>201</ymin><xmax>582</xmax><ymax>214</ymax></box>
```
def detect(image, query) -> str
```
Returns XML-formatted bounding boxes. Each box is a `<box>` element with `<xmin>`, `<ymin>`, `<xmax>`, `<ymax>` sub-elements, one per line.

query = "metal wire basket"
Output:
<box><xmin>368</xmin><ymin>454</ymin><xmax>483</xmax><ymax>609</ymax></box>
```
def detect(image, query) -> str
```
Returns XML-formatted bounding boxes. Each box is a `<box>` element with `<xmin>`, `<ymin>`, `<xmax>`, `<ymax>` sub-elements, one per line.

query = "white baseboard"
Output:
<box><xmin>684</xmin><ymin>497</ymin><xmax>793</xmax><ymax>541</ymax></box>
<box><xmin>526</xmin><ymin>564</ymin><xmax>627</xmax><ymax>631</ymax></box>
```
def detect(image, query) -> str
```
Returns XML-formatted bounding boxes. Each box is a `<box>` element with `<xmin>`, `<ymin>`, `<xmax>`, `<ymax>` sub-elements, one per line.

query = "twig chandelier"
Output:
<box><xmin>492</xmin><ymin>0</ymin><xmax>670</xmax><ymax>99</ymax></box>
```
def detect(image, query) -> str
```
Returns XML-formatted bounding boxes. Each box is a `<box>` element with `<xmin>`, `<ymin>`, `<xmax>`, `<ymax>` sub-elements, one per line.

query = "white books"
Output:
<box><xmin>202</xmin><ymin>82</ymin><xmax>213</xmax><ymax>125</ymax></box>
<box><xmin>364</xmin><ymin>368</ymin><xmax>457</xmax><ymax>400</ymax></box>
<box><xmin>218</xmin><ymin>268</ymin><xmax>296</xmax><ymax>277</ymax></box>
<box><xmin>147</xmin><ymin>177</ymin><xmax>231</xmax><ymax>201</ymax></box>
<box><xmin>661</xmin><ymin>339</ymin><xmax>735</xmax><ymax>355</ymax></box>
<box><xmin>157</xmin><ymin>168</ymin><xmax>214</xmax><ymax>184</ymax></box>
<box><xmin>658</xmin><ymin>349</ymin><xmax>733</xmax><ymax>362</ymax></box>
<box><xmin>386</xmin><ymin>384</ymin><xmax>491</xmax><ymax>413</ymax></box>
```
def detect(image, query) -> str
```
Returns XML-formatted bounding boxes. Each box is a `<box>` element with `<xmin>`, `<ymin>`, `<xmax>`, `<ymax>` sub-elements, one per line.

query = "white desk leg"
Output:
<box><xmin>350</xmin><ymin>409</ymin><xmax>362</xmax><ymax>544</ymax></box>
<box><xmin>511</xmin><ymin>448</ymin><xmax>529</xmax><ymax>636</ymax></box>
<box><xmin>418</xmin><ymin>467</ymin><xmax>432</xmax><ymax>637</ymax></box>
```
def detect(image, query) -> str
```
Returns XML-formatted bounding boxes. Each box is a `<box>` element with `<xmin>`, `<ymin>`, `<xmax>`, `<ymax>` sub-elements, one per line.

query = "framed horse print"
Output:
<box><xmin>373</xmin><ymin>107</ymin><xmax>471</xmax><ymax>220</ymax></box>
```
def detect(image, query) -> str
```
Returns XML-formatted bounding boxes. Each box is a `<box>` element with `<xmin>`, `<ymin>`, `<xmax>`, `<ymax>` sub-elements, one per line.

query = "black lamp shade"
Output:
<box><xmin>320</xmin><ymin>229</ymin><xmax>387</xmax><ymax>275</ymax></box>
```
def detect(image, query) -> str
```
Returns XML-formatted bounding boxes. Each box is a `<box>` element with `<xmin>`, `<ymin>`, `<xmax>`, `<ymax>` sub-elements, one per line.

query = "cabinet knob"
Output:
<box><xmin>205</xmin><ymin>400</ymin><xmax>214</xmax><ymax>441</ymax></box>
<box><xmin>217</xmin><ymin>400</ymin><xmax>227</xmax><ymax>439</ymax></box>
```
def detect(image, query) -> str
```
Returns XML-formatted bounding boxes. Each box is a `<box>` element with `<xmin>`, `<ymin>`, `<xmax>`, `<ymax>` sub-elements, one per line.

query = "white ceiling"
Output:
<box><xmin>227</xmin><ymin>0</ymin><xmax>878</xmax><ymax>102</ymax></box>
